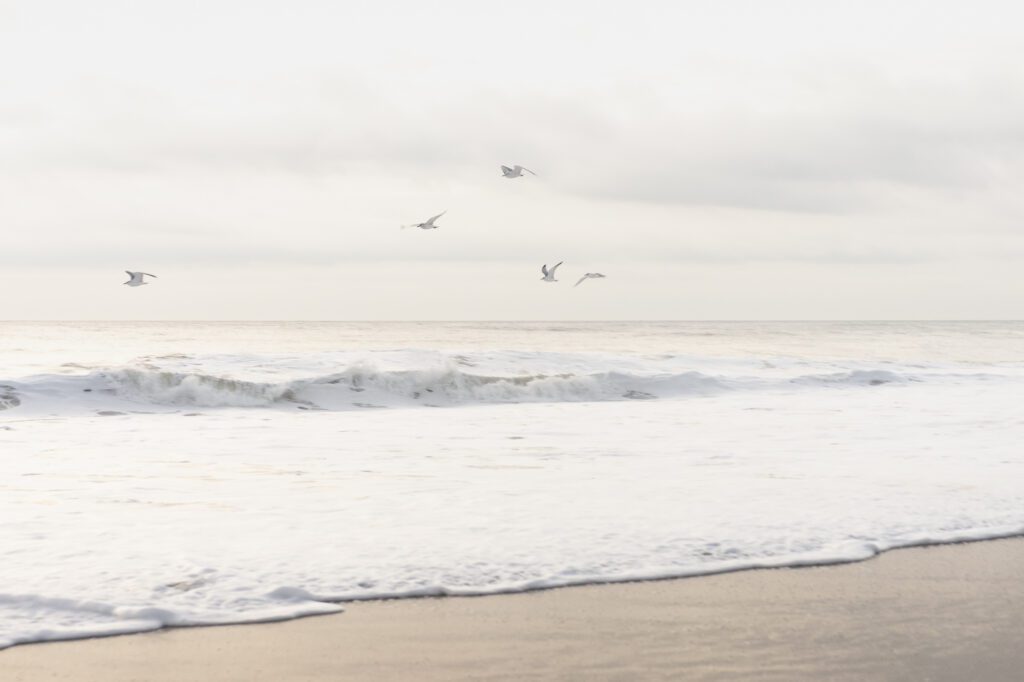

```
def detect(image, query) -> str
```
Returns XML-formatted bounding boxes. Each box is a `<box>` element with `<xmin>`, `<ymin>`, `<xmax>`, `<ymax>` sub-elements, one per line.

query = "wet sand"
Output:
<box><xmin>5</xmin><ymin>538</ymin><xmax>1024</xmax><ymax>681</ymax></box>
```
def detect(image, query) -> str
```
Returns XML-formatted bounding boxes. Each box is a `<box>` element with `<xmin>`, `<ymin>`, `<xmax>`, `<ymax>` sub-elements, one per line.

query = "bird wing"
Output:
<box><xmin>541</xmin><ymin>264</ymin><xmax>549</xmax><ymax>276</ymax></box>
<box><xmin>521</xmin><ymin>166</ymin><xmax>537</xmax><ymax>175</ymax></box>
<box><xmin>427</xmin><ymin>210</ymin><xmax>447</xmax><ymax>225</ymax></box>
<box><xmin>501</xmin><ymin>165</ymin><xmax>513</xmax><ymax>174</ymax></box>
<box><xmin>550</xmin><ymin>261</ymin><xmax>563</xmax><ymax>274</ymax></box>
<box><xmin>574</xmin><ymin>275</ymin><xmax>587</xmax><ymax>287</ymax></box>
<box><xmin>141</xmin><ymin>273</ymin><xmax>157</xmax><ymax>278</ymax></box>
<box><xmin>125</xmin><ymin>271</ymin><xmax>136</xmax><ymax>278</ymax></box>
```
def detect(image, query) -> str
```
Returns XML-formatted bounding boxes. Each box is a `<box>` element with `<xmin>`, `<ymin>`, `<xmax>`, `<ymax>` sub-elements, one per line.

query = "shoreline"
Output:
<box><xmin>6</xmin><ymin>536</ymin><xmax>1024</xmax><ymax>681</ymax></box>
<box><xmin>6</xmin><ymin>529</ymin><xmax>1024</xmax><ymax>651</ymax></box>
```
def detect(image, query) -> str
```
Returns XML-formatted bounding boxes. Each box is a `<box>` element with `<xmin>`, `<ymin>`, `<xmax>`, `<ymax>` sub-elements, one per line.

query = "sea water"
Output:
<box><xmin>2</xmin><ymin>321</ymin><xmax>1023</xmax><ymax>648</ymax></box>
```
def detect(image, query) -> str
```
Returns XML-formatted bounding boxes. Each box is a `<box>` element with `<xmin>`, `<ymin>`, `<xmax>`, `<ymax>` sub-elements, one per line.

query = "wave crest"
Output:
<box><xmin>0</xmin><ymin>355</ymin><xmax>940</xmax><ymax>414</ymax></box>
<box><xmin>102</xmin><ymin>363</ymin><xmax>728</xmax><ymax>409</ymax></box>
<box><xmin>106</xmin><ymin>369</ymin><xmax>296</xmax><ymax>407</ymax></box>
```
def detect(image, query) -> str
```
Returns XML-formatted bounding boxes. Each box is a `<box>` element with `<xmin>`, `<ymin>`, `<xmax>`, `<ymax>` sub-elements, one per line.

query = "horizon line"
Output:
<box><xmin>2</xmin><ymin>319</ymin><xmax>1022</xmax><ymax>324</ymax></box>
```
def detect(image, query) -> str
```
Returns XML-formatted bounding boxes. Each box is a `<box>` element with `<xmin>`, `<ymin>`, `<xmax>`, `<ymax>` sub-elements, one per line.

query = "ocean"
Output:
<box><xmin>2</xmin><ymin>321</ymin><xmax>1023</xmax><ymax>648</ymax></box>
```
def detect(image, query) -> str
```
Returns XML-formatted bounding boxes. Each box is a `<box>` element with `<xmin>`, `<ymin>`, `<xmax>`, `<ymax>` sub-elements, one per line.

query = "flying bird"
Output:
<box><xmin>574</xmin><ymin>273</ymin><xmax>607</xmax><ymax>287</ymax></box>
<box><xmin>123</xmin><ymin>271</ymin><xmax>157</xmax><ymax>287</ymax></box>
<box><xmin>501</xmin><ymin>165</ymin><xmax>536</xmax><ymax>178</ymax></box>
<box><xmin>402</xmin><ymin>210</ymin><xmax>446</xmax><ymax>230</ymax></box>
<box><xmin>540</xmin><ymin>262</ymin><xmax>563</xmax><ymax>282</ymax></box>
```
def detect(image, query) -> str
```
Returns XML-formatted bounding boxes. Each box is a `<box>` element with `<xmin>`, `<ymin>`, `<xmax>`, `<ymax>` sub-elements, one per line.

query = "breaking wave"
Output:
<box><xmin>0</xmin><ymin>357</ymin><xmax>935</xmax><ymax>414</ymax></box>
<box><xmin>92</xmin><ymin>364</ymin><xmax>728</xmax><ymax>409</ymax></box>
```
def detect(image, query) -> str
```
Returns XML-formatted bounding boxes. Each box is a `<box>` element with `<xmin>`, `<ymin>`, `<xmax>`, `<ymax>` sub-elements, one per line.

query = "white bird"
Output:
<box><xmin>540</xmin><ymin>262</ymin><xmax>563</xmax><ymax>282</ymax></box>
<box><xmin>403</xmin><ymin>210</ymin><xmax>446</xmax><ymax>230</ymax></box>
<box><xmin>574</xmin><ymin>273</ymin><xmax>607</xmax><ymax>287</ymax></box>
<box><xmin>501</xmin><ymin>165</ymin><xmax>536</xmax><ymax>178</ymax></box>
<box><xmin>123</xmin><ymin>271</ymin><xmax>157</xmax><ymax>287</ymax></box>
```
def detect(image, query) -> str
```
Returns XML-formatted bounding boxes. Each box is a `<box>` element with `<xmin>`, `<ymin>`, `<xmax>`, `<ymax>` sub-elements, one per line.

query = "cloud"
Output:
<box><xmin>5</xmin><ymin>68</ymin><xmax>1022</xmax><ymax>218</ymax></box>
<box><xmin>556</xmin><ymin>79</ymin><xmax>1024</xmax><ymax>213</ymax></box>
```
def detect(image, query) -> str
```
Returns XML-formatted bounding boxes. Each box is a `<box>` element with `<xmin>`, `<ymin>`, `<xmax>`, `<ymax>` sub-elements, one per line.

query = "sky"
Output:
<box><xmin>1</xmin><ymin>0</ymin><xmax>1023</xmax><ymax>320</ymax></box>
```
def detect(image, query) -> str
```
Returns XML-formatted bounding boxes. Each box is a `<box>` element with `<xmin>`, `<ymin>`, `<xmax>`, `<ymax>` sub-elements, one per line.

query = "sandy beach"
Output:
<box><xmin>5</xmin><ymin>538</ymin><xmax>1024</xmax><ymax>681</ymax></box>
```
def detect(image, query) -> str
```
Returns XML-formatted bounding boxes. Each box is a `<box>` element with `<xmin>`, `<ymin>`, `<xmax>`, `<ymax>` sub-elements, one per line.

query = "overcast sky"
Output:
<box><xmin>2</xmin><ymin>0</ymin><xmax>1023</xmax><ymax>319</ymax></box>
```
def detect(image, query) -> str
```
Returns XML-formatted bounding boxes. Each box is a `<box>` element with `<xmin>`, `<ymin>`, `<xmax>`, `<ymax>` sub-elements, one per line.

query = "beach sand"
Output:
<box><xmin>5</xmin><ymin>538</ymin><xmax>1024</xmax><ymax>681</ymax></box>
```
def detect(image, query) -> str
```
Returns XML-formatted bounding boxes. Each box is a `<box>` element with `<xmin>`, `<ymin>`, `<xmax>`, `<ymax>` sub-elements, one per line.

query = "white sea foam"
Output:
<box><xmin>0</xmin><ymin>353</ymin><xmax>993</xmax><ymax>414</ymax></box>
<box><xmin>5</xmin><ymin>363</ymin><xmax>733</xmax><ymax>412</ymax></box>
<box><xmin>2</xmin><ymin>321</ymin><xmax>1024</xmax><ymax>648</ymax></box>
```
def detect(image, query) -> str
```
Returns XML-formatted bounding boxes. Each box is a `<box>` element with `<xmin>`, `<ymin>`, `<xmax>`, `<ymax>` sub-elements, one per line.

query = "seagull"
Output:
<box><xmin>574</xmin><ymin>273</ymin><xmax>607</xmax><ymax>287</ymax></box>
<box><xmin>402</xmin><ymin>210</ymin><xmax>446</xmax><ymax>230</ymax></box>
<box><xmin>540</xmin><ymin>262</ymin><xmax>563</xmax><ymax>282</ymax></box>
<box><xmin>501</xmin><ymin>165</ymin><xmax>536</xmax><ymax>178</ymax></box>
<box><xmin>123</xmin><ymin>271</ymin><xmax>157</xmax><ymax>287</ymax></box>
